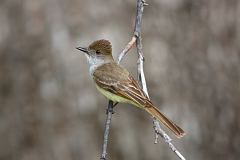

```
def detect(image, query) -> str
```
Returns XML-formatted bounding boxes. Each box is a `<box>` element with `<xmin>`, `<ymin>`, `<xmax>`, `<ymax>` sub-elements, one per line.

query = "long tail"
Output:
<box><xmin>144</xmin><ymin>103</ymin><xmax>185</xmax><ymax>138</ymax></box>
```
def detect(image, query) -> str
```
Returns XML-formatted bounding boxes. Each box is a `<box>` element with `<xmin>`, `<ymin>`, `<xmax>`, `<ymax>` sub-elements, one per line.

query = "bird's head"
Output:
<box><xmin>77</xmin><ymin>39</ymin><xmax>113</xmax><ymax>59</ymax></box>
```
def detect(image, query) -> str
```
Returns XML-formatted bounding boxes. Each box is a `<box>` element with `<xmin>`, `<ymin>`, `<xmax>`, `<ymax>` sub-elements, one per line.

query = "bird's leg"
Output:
<box><xmin>113</xmin><ymin>102</ymin><xmax>119</xmax><ymax>108</ymax></box>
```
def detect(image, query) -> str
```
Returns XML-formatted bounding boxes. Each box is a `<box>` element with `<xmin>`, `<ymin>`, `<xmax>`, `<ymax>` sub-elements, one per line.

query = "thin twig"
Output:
<box><xmin>119</xmin><ymin>0</ymin><xmax>186</xmax><ymax>160</ymax></box>
<box><xmin>117</xmin><ymin>36</ymin><xmax>136</xmax><ymax>64</ymax></box>
<box><xmin>100</xmin><ymin>101</ymin><xmax>114</xmax><ymax>160</ymax></box>
<box><xmin>153</xmin><ymin>119</ymin><xmax>186</xmax><ymax>160</ymax></box>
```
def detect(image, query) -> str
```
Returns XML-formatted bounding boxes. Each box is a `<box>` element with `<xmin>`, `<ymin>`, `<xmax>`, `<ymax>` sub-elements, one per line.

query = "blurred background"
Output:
<box><xmin>0</xmin><ymin>0</ymin><xmax>240</xmax><ymax>160</ymax></box>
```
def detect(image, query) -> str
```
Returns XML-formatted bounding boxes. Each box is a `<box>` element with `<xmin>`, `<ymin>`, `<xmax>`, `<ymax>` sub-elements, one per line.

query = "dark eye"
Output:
<box><xmin>96</xmin><ymin>50</ymin><xmax>100</xmax><ymax>54</ymax></box>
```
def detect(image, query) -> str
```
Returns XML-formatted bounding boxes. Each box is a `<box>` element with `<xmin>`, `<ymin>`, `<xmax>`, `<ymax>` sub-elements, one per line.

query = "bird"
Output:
<box><xmin>76</xmin><ymin>39</ymin><xmax>185</xmax><ymax>138</ymax></box>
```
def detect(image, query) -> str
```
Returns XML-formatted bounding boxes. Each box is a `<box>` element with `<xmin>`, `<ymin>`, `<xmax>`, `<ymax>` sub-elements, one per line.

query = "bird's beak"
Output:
<box><xmin>76</xmin><ymin>47</ymin><xmax>89</xmax><ymax>55</ymax></box>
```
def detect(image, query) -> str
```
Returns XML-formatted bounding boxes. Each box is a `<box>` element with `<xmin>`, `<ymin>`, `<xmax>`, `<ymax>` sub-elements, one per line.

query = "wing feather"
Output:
<box><xmin>93</xmin><ymin>63</ymin><xmax>149</xmax><ymax>107</ymax></box>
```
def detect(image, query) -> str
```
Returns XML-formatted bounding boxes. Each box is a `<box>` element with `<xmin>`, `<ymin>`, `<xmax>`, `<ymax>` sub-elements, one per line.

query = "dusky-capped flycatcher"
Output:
<box><xmin>76</xmin><ymin>39</ymin><xmax>185</xmax><ymax>138</ymax></box>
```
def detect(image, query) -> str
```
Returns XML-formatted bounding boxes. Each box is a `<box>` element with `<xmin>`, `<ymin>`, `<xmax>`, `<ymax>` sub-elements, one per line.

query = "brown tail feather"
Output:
<box><xmin>144</xmin><ymin>104</ymin><xmax>185</xmax><ymax>138</ymax></box>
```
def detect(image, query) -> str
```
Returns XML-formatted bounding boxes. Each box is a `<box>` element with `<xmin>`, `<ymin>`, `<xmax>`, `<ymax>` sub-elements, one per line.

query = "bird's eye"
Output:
<box><xmin>96</xmin><ymin>50</ymin><xmax>101</xmax><ymax>54</ymax></box>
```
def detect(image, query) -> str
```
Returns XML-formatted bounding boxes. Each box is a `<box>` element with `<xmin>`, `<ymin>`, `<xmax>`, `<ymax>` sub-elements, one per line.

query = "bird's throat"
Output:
<box><xmin>87</xmin><ymin>56</ymin><xmax>114</xmax><ymax>75</ymax></box>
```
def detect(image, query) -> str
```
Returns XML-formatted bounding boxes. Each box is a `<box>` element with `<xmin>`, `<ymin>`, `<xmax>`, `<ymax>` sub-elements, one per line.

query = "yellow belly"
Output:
<box><xmin>96</xmin><ymin>85</ymin><xmax>142</xmax><ymax>108</ymax></box>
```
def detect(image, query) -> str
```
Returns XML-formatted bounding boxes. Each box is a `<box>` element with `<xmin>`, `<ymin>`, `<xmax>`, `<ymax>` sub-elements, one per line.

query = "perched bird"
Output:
<box><xmin>76</xmin><ymin>39</ymin><xmax>185</xmax><ymax>138</ymax></box>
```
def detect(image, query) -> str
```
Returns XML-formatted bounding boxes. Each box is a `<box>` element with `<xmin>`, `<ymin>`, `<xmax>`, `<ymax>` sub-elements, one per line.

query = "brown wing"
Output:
<box><xmin>93</xmin><ymin>62</ymin><xmax>185</xmax><ymax>138</ymax></box>
<box><xmin>93</xmin><ymin>63</ymin><xmax>150</xmax><ymax>107</ymax></box>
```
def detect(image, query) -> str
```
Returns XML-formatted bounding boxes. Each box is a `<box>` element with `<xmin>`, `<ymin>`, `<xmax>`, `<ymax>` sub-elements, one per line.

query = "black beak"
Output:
<box><xmin>76</xmin><ymin>47</ymin><xmax>89</xmax><ymax>55</ymax></box>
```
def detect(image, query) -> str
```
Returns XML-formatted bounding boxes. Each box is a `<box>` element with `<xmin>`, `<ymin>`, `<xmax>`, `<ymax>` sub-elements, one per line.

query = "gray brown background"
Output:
<box><xmin>0</xmin><ymin>0</ymin><xmax>240</xmax><ymax>160</ymax></box>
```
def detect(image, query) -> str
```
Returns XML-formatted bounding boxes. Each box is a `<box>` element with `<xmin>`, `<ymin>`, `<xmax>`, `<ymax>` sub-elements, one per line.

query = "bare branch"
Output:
<box><xmin>100</xmin><ymin>101</ymin><xmax>114</xmax><ymax>160</ymax></box>
<box><xmin>136</xmin><ymin>37</ymin><xmax>149</xmax><ymax>97</ymax></box>
<box><xmin>127</xmin><ymin>0</ymin><xmax>186</xmax><ymax>160</ymax></box>
<box><xmin>153</xmin><ymin>119</ymin><xmax>186</xmax><ymax>160</ymax></box>
<box><xmin>117</xmin><ymin>36</ymin><xmax>136</xmax><ymax>64</ymax></box>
